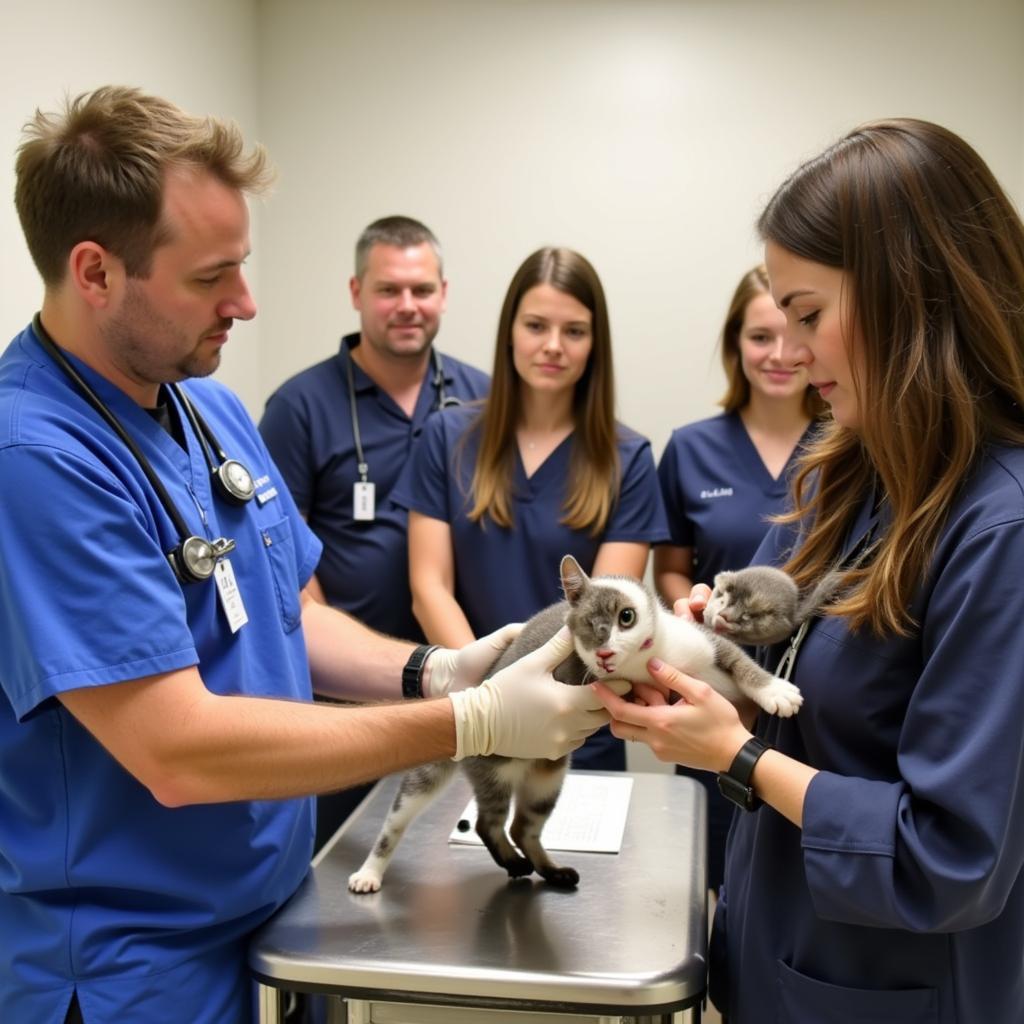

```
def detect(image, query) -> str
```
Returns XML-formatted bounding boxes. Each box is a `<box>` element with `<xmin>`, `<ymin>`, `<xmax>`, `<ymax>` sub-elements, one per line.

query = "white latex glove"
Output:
<box><xmin>448</xmin><ymin>627</ymin><xmax>632</xmax><ymax>760</ymax></box>
<box><xmin>423</xmin><ymin>623</ymin><xmax>523</xmax><ymax>698</ymax></box>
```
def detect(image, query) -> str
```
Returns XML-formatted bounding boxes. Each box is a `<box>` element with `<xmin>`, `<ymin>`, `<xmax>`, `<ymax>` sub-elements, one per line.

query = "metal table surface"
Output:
<box><xmin>250</xmin><ymin>770</ymin><xmax>707</xmax><ymax>1020</ymax></box>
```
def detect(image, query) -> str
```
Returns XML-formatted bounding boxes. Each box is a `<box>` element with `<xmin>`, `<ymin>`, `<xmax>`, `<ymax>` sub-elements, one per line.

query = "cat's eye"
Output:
<box><xmin>618</xmin><ymin>608</ymin><xmax>636</xmax><ymax>628</ymax></box>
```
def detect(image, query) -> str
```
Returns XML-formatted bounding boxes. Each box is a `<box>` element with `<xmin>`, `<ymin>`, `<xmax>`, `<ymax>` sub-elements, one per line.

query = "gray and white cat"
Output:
<box><xmin>347</xmin><ymin>555</ymin><xmax>804</xmax><ymax>894</ymax></box>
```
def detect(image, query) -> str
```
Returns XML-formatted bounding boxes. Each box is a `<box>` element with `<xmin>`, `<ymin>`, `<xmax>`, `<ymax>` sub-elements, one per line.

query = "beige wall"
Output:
<box><xmin>4</xmin><ymin>0</ymin><xmax>1022</xmax><ymax>441</ymax></box>
<box><xmin>253</xmin><ymin>0</ymin><xmax>1024</xmax><ymax>460</ymax></box>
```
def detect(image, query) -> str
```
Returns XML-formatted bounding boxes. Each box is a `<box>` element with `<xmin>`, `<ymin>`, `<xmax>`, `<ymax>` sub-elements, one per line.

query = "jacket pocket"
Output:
<box><xmin>260</xmin><ymin>518</ymin><xmax>302</xmax><ymax>633</ymax></box>
<box><xmin>776</xmin><ymin>959</ymin><xmax>938</xmax><ymax>1024</ymax></box>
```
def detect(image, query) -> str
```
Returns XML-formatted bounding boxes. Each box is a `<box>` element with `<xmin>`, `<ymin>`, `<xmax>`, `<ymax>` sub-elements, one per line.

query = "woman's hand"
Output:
<box><xmin>594</xmin><ymin>657</ymin><xmax>751</xmax><ymax>772</ymax></box>
<box><xmin>673</xmin><ymin>582</ymin><xmax>712</xmax><ymax>624</ymax></box>
<box><xmin>673</xmin><ymin>581</ymin><xmax>759</xmax><ymax>728</ymax></box>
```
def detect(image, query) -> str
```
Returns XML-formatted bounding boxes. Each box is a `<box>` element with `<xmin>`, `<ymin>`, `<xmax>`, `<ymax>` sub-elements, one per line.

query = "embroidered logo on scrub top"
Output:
<box><xmin>253</xmin><ymin>474</ymin><xmax>279</xmax><ymax>506</ymax></box>
<box><xmin>700</xmin><ymin>487</ymin><xmax>734</xmax><ymax>499</ymax></box>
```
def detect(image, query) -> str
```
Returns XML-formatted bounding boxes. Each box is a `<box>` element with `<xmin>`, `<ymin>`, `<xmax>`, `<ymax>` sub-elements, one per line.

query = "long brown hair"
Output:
<box><xmin>465</xmin><ymin>247</ymin><xmax>619</xmax><ymax>534</ymax></box>
<box><xmin>718</xmin><ymin>264</ymin><xmax>825</xmax><ymax>419</ymax></box>
<box><xmin>759</xmin><ymin>118</ymin><xmax>1024</xmax><ymax>634</ymax></box>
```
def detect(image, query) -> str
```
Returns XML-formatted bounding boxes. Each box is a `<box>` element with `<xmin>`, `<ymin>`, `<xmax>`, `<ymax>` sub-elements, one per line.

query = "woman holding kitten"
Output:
<box><xmin>392</xmin><ymin>247</ymin><xmax>668</xmax><ymax>771</ymax></box>
<box><xmin>655</xmin><ymin>264</ymin><xmax>824</xmax><ymax>896</ymax></box>
<box><xmin>599</xmin><ymin>119</ymin><xmax>1024</xmax><ymax>1023</ymax></box>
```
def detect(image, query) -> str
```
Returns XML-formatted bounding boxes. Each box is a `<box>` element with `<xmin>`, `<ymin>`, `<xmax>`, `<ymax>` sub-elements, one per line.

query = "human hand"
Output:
<box><xmin>423</xmin><ymin>623</ymin><xmax>522</xmax><ymax>698</ymax></box>
<box><xmin>593</xmin><ymin>657</ymin><xmax>750</xmax><ymax>772</ymax></box>
<box><xmin>673</xmin><ymin>583</ymin><xmax>712</xmax><ymax>624</ymax></box>
<box><xmin>448</xmin><ymin>627</ymin><xmax>632</xmax><ymax>760</ymax></box>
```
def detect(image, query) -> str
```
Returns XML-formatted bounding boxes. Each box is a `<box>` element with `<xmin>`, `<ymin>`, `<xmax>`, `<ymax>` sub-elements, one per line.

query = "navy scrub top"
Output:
<box><xmin>714</xmin><ymin>446</ymin><xmax>1024</xmax><ymax>1024</ymax></box>
<box><xmin>657</xmin><ymin>411</ymin><xmax>815</xmax><ymax>585</ymax></box>
<box><xmin>260</xmin><ymin>333</ymin><xmax>489</xmax><ymax>641</ymax></box>
<box><xmin>658</xmin><ymin>410</ymin><xmax>816</xmax><ymax>892</ymax></box>
<box><xmin>392</xmin><ymin>404</ymin><xmax>670</xmax><ymax>769</ymax></box>
<box><xmin>0</xmin><ymin>323</ymin><xmax>322</xmax><ymax>1024</ymax></box>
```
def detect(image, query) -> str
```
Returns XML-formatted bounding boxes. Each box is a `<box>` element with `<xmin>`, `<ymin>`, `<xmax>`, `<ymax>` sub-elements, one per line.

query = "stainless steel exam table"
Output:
<box><xmin>250</xmin><ymin>771</ymin><xmax>707</xmax><ymax>1023</ymax></box>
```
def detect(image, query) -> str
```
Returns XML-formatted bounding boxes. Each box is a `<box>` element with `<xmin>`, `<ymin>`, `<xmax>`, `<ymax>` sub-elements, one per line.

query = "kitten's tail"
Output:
<box><xmin>795</xmin><ymin>543</ymin><xmax>877</xmax><ymax>623</ymax></box>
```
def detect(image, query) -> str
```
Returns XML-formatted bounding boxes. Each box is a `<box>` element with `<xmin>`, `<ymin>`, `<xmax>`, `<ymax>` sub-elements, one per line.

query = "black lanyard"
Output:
<box><xmin>345</xmin><ymin>345</ymin><xmax>459</xmax><ymax>484</ymax></box>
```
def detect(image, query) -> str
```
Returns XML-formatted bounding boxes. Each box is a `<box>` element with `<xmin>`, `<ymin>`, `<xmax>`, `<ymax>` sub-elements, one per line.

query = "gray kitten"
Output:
<box><xmin>347</xmin><ymin>555</ymin><xmax>804</xmax><ymax>894</ymax></box>
<box><xmin>705</xmin><ymin>564</ymin><xmax>845</xmax><ymax>644</ymax></box>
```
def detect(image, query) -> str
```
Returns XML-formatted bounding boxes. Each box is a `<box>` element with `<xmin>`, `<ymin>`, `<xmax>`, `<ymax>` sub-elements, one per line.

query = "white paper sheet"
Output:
<box><xmin>447</xmin><ymin>773</ymin><xmax>633</xmax><ymax>853</ymax></box>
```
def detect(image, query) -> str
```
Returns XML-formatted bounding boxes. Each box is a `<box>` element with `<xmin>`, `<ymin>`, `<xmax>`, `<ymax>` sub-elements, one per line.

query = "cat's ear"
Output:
<box><xmin>712</xmin><ymin>571</ymin><xmax>733</xmax><ymax>593</ymax></box>
<box><xmin>560</xmin><ymin>555</ymin><xmax>589</xmax><ymax>606</ymax></box>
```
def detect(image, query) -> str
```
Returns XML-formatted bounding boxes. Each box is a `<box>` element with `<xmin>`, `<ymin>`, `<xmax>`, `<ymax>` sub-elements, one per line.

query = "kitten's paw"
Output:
<box><xmin>539</xmin><ymin>865</ymin><xmax>579</xmax><ymax>889</ymax></box>
<box><xmin>757</xmin><ymin>678</ymin><xmax>804</xmax><ymax>718</ymax></box>
<box><xmin>348</xmin><ymin>868</ymin><xmax>383</xmax><ymax>894</ymax></box>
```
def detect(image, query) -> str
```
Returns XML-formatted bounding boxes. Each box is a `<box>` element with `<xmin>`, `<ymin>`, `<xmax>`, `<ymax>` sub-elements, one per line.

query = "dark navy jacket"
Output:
<box><xmin>714</xmin><ymin>446</ymin><xmax>1024</xmax><ymax>1024</ymax></box>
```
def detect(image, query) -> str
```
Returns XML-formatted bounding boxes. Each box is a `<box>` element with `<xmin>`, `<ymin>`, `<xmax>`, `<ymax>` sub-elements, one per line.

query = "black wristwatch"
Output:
<box><xmin>717</xmin><ymin>737</ymin><xmax>770</xmax><ymax>811</ymax></box>
<box><xmin>401</xmin><ymin>644</ymin><xmax>439</xmax><ymax>700</ymax></box>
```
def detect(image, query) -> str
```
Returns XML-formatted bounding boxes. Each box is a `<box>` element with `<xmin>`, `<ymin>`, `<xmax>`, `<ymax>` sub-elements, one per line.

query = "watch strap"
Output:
<box><xmin>401</xmin><ymin>644</ymin><xmax>439</xmax><ymax>700</ymax></box>
<box><xmin>717</xmin><ymin>736</ymin><xmax>770</xmax><ymax>812</ymax></box>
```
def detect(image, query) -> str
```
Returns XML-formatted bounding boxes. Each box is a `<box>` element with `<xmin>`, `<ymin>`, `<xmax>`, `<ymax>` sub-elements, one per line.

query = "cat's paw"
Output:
<box><xmin>539</xmin><ymin>865</ymin><xmax>579</xmax><ymax>889</ymax></box>
<box><xmin>757</xmin><ymin>678</ymin><xmax>804</xmax><ymax>718</ymax></box>
<box><xmin>348</xmin><ymin>868</ymin><xmax>384</xmax><ymax>894</ymax></box>
<box><xmin>502</xmin><ymin>854</ymin><xmax>536</xmax><ymax>879</ymax></box>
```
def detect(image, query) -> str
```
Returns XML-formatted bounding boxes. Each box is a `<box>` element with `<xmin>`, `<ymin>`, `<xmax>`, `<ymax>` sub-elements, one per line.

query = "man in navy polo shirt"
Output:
<box><xmin>260</xmin><ymin>216</ymin><xmax>489</xmax><ymax>640</ymax></box>
<box><xmin>259</xmin><ymin>217</ymin><xmax>489</xmax><ymax>846</ymax></box>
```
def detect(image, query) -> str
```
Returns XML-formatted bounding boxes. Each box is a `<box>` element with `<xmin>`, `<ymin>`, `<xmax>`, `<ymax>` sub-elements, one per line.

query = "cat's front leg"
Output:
<box><xmin>710</xmin><ymin>633</ymin><xmax>803</xmax><ymax>718</ymax></box>
<box><xmin>465</xmin><ymin>758</ymin><xmax>541</xmax><ymax>878</ymax></box>
<box><xmin>748</xmin><ymin>675</ymin><xmax>803</xmax><ymax>717</ymax></box>
<box><xmin>348</xmin><ymin>761</ymin><xmax>457</xmax><ymax>893</ymax></box>
<box><xmin>510</xmin><ymin>758</ymin><xmax>577</xmax><ymax>888</ymax></box>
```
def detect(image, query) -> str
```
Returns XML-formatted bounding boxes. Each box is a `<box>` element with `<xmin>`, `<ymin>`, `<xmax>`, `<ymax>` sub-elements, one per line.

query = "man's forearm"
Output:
<box><xmin>157</xmin><ymin>691</ymin><xmax>456</xmax><ymax>805</ymax></box>
<box><xmin>301</xmin><ymin>589</ymin><xmax>415</xmax><ymax>702</ymax></box>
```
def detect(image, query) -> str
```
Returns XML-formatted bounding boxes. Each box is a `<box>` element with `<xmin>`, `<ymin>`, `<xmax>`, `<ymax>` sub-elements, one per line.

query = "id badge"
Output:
<box><xmin>214</xmin><ymin>558</ymin><xmax>249</xmax><ymax>633</ymax></box>
<box><xmin>353</xmin><ymin>480</ymin><xmax>376</xmax><ymax>521</ymax></box>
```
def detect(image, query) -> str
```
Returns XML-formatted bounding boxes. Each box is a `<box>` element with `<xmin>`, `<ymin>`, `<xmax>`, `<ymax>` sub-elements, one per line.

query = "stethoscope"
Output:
<box><xmin>33</xmin><ymin>315</ymin><xmax>256</xmax><ymax>585</ymax></box>
<box><xmin>344</xmin><ymin>344</ymin><xmax>461</xmax><ymax>489</ymax></box>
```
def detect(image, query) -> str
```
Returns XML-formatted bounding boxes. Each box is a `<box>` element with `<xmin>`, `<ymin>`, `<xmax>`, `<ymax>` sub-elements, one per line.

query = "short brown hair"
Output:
<box><xmin>15</xmin><ymin>85</ymin><xmax>272</xmax><ymax>285</ymax></box>
<box><xmin>718</xmin><ymin>264</ymin><xmax>825</xmax><ymax>418</ymax></box>
<box><xmin>354</xmin><ymin>216</ymin><xmax>443</xmax><ymax>279</ymax></box>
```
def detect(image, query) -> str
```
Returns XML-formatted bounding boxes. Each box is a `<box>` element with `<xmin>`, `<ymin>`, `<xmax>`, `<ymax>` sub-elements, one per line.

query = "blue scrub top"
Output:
<box><xmin>0</xmin><ymin>323</ymin><xmax>323</xmax><ymax>1024</ymax></box>
<box><xmin>713</xmin><ymin>446</ymin><xmax>1024</xmax><ymax>1024</ymax></box>
<box><xmin>392</xmin><ymin>405</ymin><xmax>669</xmax><ymax>769</ymax></box>
<box><xmin>657</xmin><ymin>411</ymin><xmax>815</xmax><ymax>585</ymax></box>
<box><xmin>259</xmin><ymin>333</ymin><xmax>489</xmax><ymax>641</ymax></box>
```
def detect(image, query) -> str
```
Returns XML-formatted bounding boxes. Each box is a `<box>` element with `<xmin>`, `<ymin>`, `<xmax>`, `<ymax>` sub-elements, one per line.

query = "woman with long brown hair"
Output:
<box><xmin>599</xmin><ymin>119</ymin><xmax>1024</xmax><ymax>1022</ymax></box>
<box><xmin>393</xmin><ymin>247</ymin><xmax>668</xmax><ymax>770</ymax></box>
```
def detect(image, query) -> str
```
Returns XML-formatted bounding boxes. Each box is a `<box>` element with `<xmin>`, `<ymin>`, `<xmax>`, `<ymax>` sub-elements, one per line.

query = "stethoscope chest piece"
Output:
<box><xmin>170</xmin><ymin>535</ymin><xmax>238</xmax><ymax>583</ymax></box>
<box><xmin>214</xmin><ymin>459</ymin><xmax>256</xmax><ymax>505</ymax></box>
